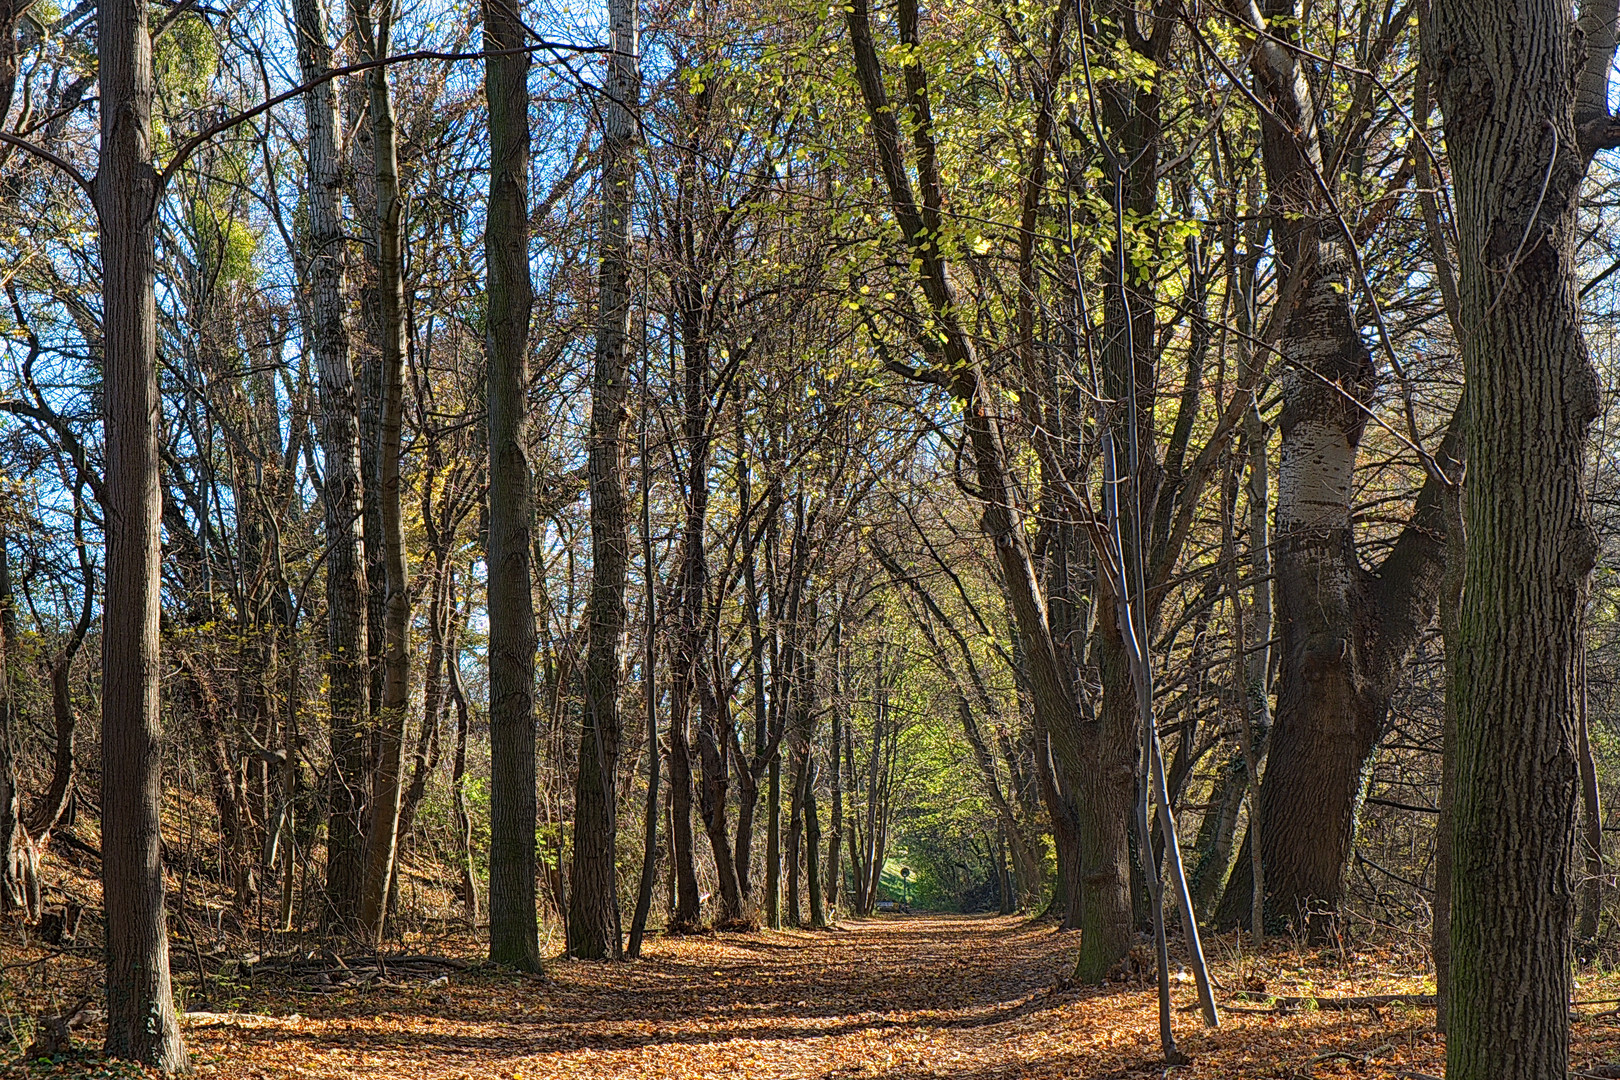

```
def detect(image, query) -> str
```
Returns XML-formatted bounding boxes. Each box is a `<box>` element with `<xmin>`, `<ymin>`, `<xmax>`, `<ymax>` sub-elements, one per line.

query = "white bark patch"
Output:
<box><xmin>1278</xmin><ymin>418</ymin><xmax>1356</xmax><ymax>532</ymax></box>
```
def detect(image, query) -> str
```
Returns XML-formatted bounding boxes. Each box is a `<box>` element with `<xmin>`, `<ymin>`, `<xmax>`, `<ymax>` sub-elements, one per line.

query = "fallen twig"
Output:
<box><xmin>1227</xmin><ymin>992</ymin><xmax>1436</xmax><ymax>1012</ymax></box>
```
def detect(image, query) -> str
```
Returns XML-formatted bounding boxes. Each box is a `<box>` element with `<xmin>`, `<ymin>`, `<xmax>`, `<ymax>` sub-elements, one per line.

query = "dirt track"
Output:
<box><xmin>147</xmin><ymin>914</ymin><xmax>1483</xmax><ymax>1080</ymax></box>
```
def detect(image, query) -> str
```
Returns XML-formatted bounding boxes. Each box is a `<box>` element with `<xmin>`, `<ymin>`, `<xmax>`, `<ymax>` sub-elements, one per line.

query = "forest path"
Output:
<box><xmin>184</xmin><ymin>914</ymin><xmax>1454</xmax><ymax>1080</ymax></box>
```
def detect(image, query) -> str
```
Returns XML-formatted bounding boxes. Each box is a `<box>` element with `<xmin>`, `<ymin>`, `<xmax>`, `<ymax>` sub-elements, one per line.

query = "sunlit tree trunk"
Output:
<box><xmin>1432</xmin><ymin>0</ymin><xmax>1604</xmax><ymax>1065</ymax></box>
<box><xmin>484</xmin><ymin>0</ymin><xmax>541</xmax><ymax>971</ymax></box>
<box><xmin>293</xmin><ymin>0</ymin><xmax>370</xmax><ymax>933</ymax></box>
<box><xmin>696</xmin><ymin>661</ymin><xmax>746</xmax><ymax>925</ymax></box>
<box><xmin>805</xmin><ymin>753</ymin><xmax>825</xmax><ymax>930</ymax></box>
<box><xmin>357</xmin><ymin>0</ymin><xmax>412</xmax><ymax>943</ymax></box>
<box><xmin>0</xmin><ymin>526</ymin><xmax>17</xmax><ymax>915</ymax></box>
<box><xmin>97</xmin><ymin>0</ymin><xmax>188</xmax><ymax>1065</ymax></box>
<box><xmin>448</xmin><ymin>594</ymin><xmax>480</xmax><ymax>926</ymax></box>
<box><xmin>1214</xmin><ymin>4</ymin><xmax>1453</xmax><ymax>932</ymax></box>
<box><xmin>571</xmin><ymin>0</ymin><xmax>640</xmax><ymax>958</ymax></box>
<box><xmin>626</xmin><ymin>411</ymin><xmax>661</xmax><ymax>956</ymax></box>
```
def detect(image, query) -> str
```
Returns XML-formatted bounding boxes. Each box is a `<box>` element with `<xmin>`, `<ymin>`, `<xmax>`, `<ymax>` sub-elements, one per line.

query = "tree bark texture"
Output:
<box><xmin>292</xmin><ymin>0</ymin><xmax>370</xmax><ymax>933</ymax></box>
<box><xmin>765</xmin><ymin>752</ymin><xmax>781</xmax><ymax>929</ymax></box>
<box><xmin>627</xmin><ymin>392</ymin><xmax>661</xmax><ymax>957</ymax></box>
<box><xmin>1434</xmin><ymin>474</ymin><xmax>1463</xmax><ymax>1033</ymax></box>
<box><xmin>0</xmin><ymin>528</ymin><xmax>16</xmax><ymax>916</ymax></box>
<box><xmin>1214</xmin><ymin>4</ymin><xmax>1452</xmax><ymax>932</ymax></box>
<box><xmin>484</xmin><ymin>0</ymin><xmax>541</xmax><ymax>972</ymax></box>
<box><xmin>696</xmin><ymin>666</ymin><xmax>747</xmax><ymax>925</ymax></box>
<box><xmin>96</xmin><ymin>0</ymin><xmax>189</xmax><ymax>1065</ymax></box>
<box><xmin>570</xmin><ymin>0</ymin><xmax>639</xmax><ymax>958</ymax></box>
<box><xmin>358</xmin><ymin>0</ymin><xmax>412</xmax><ymax>942</ymax></box>
<box><xmin>1430</xmin><ymin>0</ymin><xmax>1600</xmax><ymax>1067</ymax></box>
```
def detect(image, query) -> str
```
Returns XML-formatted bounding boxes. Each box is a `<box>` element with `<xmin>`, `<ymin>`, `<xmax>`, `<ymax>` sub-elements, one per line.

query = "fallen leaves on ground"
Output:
<box><xmin>11</xmin><ymin>914</ymin><xmax>1620</xmax><ymax>1079</ymax></box>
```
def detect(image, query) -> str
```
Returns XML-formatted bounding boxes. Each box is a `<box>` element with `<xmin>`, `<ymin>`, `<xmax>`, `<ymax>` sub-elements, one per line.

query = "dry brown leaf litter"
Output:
<box><xmin>9</xmin><ymin>914</ymin><xmax>1620</xmax><ymax>1079</ymax></box>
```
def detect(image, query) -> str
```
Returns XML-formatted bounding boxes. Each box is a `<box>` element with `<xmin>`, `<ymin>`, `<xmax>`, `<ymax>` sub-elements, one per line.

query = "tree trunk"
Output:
<box><xmin>0</xmin><ymin>526</ymin><xmax>17</xmax><ymax>916</ymax></box>
<box><xmin>397</xmin><ymin>555</ymin><xmax>452</xmax><ymax>858</ymax></box>
<box><xmin>1434</xmin><ymin>473</ymin><xmax>1463</xmax><ymax>1033</ymax></box>
<box><xmin>826</xmin><ymin>702</ymin><xmax>842</xmax><ymax>916</ymax></box>
<box><xmin>1578</xmin><ymin>640</ymin><xmax>1603</xmax><ymax>944</ymax></box>
<box><xmin>1214</xmin><ymin>7</ymin><xmax>1453</xmax><ymax>932</ymax></box>
<box><xmin>765</xmin><ymin>752</ymin><xmax>781</xmax><ymax>929</ymax></box>
<box><xmin>734</xmin><ymin>492</ymin><xmax>771</xmax><ymax>903</ymax></box>
<box><xmin>570</xmin><ymin>0</ymin><xmax>639</xmax><ymax>960</ymax></box>
<box><xmin>667</xmin><ymin>680</ymin><xmax>702</xmax><ymax>930</ymax></box>
<box><xmin>1431</xmin><ymin>0</ymin><xmax>1601</xmax><ymax>1065</ymax></box>
<box><xmin>627</xmin><ymin>382</ymin><xmax>661</xmax><ymax>958</ymax></box>
<box><xmin>293</xmin><ymin>0</ymin><xmax>369</xmax><ymax>933</ymax></box>
<box><xmin>786</xmin><ymin>749</ymin><xmax>805</xmax><ymax>926</ymax></box>
<box><xmin>358</xmin><ymin>0</ymin><xmax>411</xmax><ymax>943</ymax></box>
<box><xmin>805</xmin><ymin>754</ymin><xmax>825</xmax><ymax>930</ymax></box>
<box><xmin>97</xmin><ymin>0</ymin><xmax>189</xmax><ymax>1064</ymax></box>
<box><xmin>443</xmin><ymin>595</ymin><xmax>478</xmax><ymax>925</ymax></box>
<box><xmin>733</xmin><ymin>757</ymin><xmax>759</xmax><ymax>899</ymax></box>
<box><xmin>483</xmin><ymin>0</ymin><xmax>540</xmax><ymax>971</ymax></box>
<box><xmin>696</xmin><ymin>666</ymin><xmax>746</xmax><ymax>925</ymax></box>
<box><xmin>843</xmin><ymin>0</ymin><xmax>1135</xmax><ymax>976</ymax></box>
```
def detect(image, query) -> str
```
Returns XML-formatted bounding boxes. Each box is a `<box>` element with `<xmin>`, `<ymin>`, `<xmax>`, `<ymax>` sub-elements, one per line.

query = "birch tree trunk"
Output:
<box><xmin>484</xmin><ymin>0</ymin><xmax>541</xmax><ymax>971</ymax></box>
<box><xmin>97</xmin><ymin>0</ymin><xmax>188</xmax><ymax>1065</ymax></box>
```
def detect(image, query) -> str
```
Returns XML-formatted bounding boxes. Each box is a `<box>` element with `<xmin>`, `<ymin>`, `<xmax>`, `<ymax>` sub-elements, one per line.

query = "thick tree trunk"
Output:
<box><xmin>358</xmin><ymin>0</ymin><xmax>411</xmax><ymax>943</ymax></box>
<box><xmin>483</xmin><ymin>0</ymin><xmax>540</xmax><ymax>971</ymax></box>
<box><xmin>1434</xmin><ymin>476</ymin><xmax>1463</xmax><ymax>1032</ymax></box>
<box><xmin>570</xmin><ymin>0</ymin><xmax>639</xmax><ymax>960</ymax></box>
<box><xmin>343</xmin><ymin>25</ymin><xmax>387</xmax><ymax>726</ymax></box>
<box><xmin>1431</xmin><ymin>0</ymin><xmax>1600</xmax><ymax>1067</ymax></box>
<box><xmin>96</xmin><ymin>0</ymin><xmax>188</xmax><ymax>1065</ymax></box>
<box><xmin>1077</xmin><ymin>627</ymin><xmax>1137</xmax><ymax>978</ymax></box>
<box><xmin>293</xmin><ymin>0</ymin><xmax>370</xmax><ymax>933</ymax></box>
<box><xmin>1214</xmin><ymin>8</ymin><xmax>1452</xmax><ymax>932</ymax></box>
